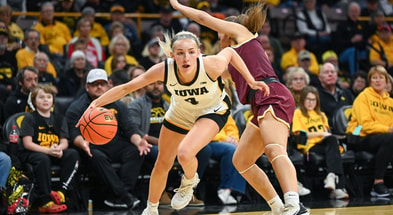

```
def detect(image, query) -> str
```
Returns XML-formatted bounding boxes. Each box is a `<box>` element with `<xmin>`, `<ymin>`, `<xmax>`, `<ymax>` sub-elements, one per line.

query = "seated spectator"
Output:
<box><xmin>67</xmin><ymin>18</ymin><xmax>105</xmax><ymax>68</ymax></box>
<box><xmin>19</xmin><ymin>85</ymin><xmax>80</xmax><ymax>213</ymax></box>
<box><xmin>333</xmin><ymin>2</ymin><xmax>369</xmax><ymax>76</ymax></box>
<box><xmin>292</xmin><ymin>86</ymin><xmax>349</xmax><ymax>200</ymax></box>
<box><xmin>108</xmin><ymin>69</ymin><xmax>130</xmax><ymax>88</ymax></box>
<box><xmin>386</xmin><ymin>74</ymin><xmax>393</xmax><ymax>97</ymax></box>
<box><xmin>0</xmin><ymin>5</ymin><xmax>23</xmax><ymax>51</ymax></box>
<box><xmin>361</xmin><ymin>0</ymin><xmax>383</xmax><ymax>17</ymax></box>
<box><xmin>126</xmin><ymin>65</ymin><xmax>146</xmax><ymax>103</ymax></box>
<box><xmin>367</xmin><ymin>10</ymin><xmax>387</xmax><ymax>44</ymax></box>
<box><xmin>0</xmin><ymin>26</ymin><xmax>17</xmax><ymax>101</ymax></box>
<box><xmin>322</xmin><ymin>50</ymin><xmax>350</xmax><ymax>89</ymax></box>
<box><xmin>4</xmin><ymin>66</ymin><xmax>37</xmax><ymax>117</ymax></box>
<box><xmin>73</xmin><ymin>7</ymin><xmax>109</xmax><ymax>47</ymax></box>
<box><xmin>65</xmin><ymin>69</ymin><xmax>148</xmax><ymax>209</ymax></box>
<box><xmin>104</xmin><ymin>4</ymin><xmax>142</xmax><ymax>58</ymax></box>
<box><xmin>58</xmin><ymin>50</ymin><xmax>89</xmax><ymax>97</ymax></box>
<box><xmin>16</xmin><ymin>29</ymin><xmax>57</xmax><ymax>78</ymax></box>
<box><xmin>0</xmin><ymin>150</ymin><xmax>11</xmax><ymax>213</ymax></box>
<box><xmin>111</xmin><ymin>54</ymin><xmax>127</xmax><ymax>72</ymax></box>
<box><xmin>281</xmin><ymin>32</ymin><xmax>319</xmax><ymax>75</ymax></box>
<box><xmin>296</xmin><ymin>0</ymin><xmax>332</xmax><ymax>59</ymax></box>
<box><xmin>317</xmin><ymin>63</ymin><xmax>354</xmax><ymax>132</ymax></box>
<box><xmin>107</xmin><ymin>21</ymin><xmax>125</xmax><ymax>40</ymax></box>
<box><xmin>150</xmin><ymin>5</ymin><xmax>184</xmax><ymax>35</ymax></box>
<box><xmin>346</xmin><ymin>65</ymin><xmax>393</xmax><ymax>197</ymax></box>
<box><xmin>186</xmin><ymin>22</ymin><xmax>217</xmax><ymax>55</ymax></box>
<box><xmin>0</xmin><ymin>151</ymin><xmax>11</xmax><ymax>201</ymax></box>
<box><xmin>349</xmin><ymin>71</ymin><xmax>368</xmax><ymax>98</ymax></box>
<box><xmin>297</xmin><ymin>50</ymin><xmax>321</xmax><ymax>88</ymax></box>
<box><xmin>33</xmin><ymin>2</ymin><xmax>71</xmax><ymax>56</ymax></box>
<box><xmin>285</xmin><ymin>67</ymin><xmax>310</xmax><ymax>107</ymax></box>
<box><xmin>138</xmin><ymin>39</ymin><xmax>166</xmax><ymax>70</ymax></box>
<box><xmin>33</xmin><ymin>52</ymin><xmax>58</xmax><ymax>94</ymax></box>
<box><xmin>54</xmin><ymin>0</ymin><xmax>79</xmax><ymax>33</ymax></box>
<box><xmin>369</xmin><ymin>23</ymin><xmax>393</xmax><ymax>74</ymax></box>
<box><xmin>105</xmin><ymin>34</ymin><xmax>138</xmax><ymax>76</ymax></box>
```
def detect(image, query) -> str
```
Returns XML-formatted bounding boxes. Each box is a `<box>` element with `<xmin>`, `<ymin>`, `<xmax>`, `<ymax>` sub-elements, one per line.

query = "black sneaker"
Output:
<box><xmin>282</xmin><ymin>203</ymin><xmax>309</xmax><ymax>215</ymax></box>
<box><xmin>125</xmin><ymin>193</ymin><xmax>141</xmax><ymax>209</ymax></box>
<box><xmin>297</xmin><ymin>203</ymin><xmax>309</xmax><ymax>215</ymax></box>
<box><xmin>371</xmin><ymin>183</ymin><xmax>390</xmax><ymax>197</ymax></box>
<box><xmin>104</xmin><ymin>194</ymin><xmax>140</xmax><ymax>209</ymax></box>
<box><xmin>104</xmin><ymin>198</ymin><xmax>128</xmax><ymax>208</ymax></box>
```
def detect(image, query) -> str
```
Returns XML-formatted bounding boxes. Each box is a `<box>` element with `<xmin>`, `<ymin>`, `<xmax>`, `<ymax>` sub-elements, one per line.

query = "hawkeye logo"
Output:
<box><xmin>173</xmin><ymin>87</ymin><xmax>209</xmax><ymax>97</ymax></box>
<box><xmin>38</xmin><ymin>132</ymin><xmax>59</xmax><ymax>148</ymax></box>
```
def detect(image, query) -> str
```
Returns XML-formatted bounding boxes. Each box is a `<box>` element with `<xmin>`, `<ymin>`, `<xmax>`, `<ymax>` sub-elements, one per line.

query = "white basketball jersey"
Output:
<box><xmin>164</xmin><ymin>55</ymin><xmax>227</xmax><ymax>112</ymax></box>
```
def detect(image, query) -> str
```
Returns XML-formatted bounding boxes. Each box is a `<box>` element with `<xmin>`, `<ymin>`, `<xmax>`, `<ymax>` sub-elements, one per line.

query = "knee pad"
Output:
<box><xmin>238</xmin><ymin>164</ymin><xmax>256</xmax><ymax>174</ymax></box>
<box><xmin>264</xmin><ymin>143</ymin><xmax>288</xmax><ymax>164</ymax></box>
<box><xmin>264</xmin><ymin>143</ymin><xmax>284</xmax><ymax>150</ymax></box>
<box><xmin>270</xmin><ymin>154</ymin><xmax>289</xmax><ymax>164</ymax></box>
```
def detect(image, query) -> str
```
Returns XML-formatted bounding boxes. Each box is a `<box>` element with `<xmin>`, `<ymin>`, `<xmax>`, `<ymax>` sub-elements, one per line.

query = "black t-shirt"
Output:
<box><xmin>148</xmin><ymin>101</ymin><xmax>166</xmax><ymax>138</ymax></box>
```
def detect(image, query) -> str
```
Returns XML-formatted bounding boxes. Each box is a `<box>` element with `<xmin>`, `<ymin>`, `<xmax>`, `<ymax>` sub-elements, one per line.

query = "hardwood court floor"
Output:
<box><xmin>25</xmin><ymin>197</ymin><xmax>393</xmax><ymax>214</ymax></box>
<box><xmin>24</xmin><ymin>183</ymin><xmax>393</xmax><ymax>214</ymax></box>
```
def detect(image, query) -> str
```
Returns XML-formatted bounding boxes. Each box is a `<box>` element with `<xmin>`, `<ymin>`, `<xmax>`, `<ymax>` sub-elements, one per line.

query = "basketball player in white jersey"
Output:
<box><xmin>78</xmin><ymin>31</ymin><xmax>269</xmax><ymax>215</ymax></box>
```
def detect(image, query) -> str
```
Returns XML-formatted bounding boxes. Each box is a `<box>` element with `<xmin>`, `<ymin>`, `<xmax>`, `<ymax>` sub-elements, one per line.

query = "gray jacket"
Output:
<box><xmin>128</xmin><ymin>94</ymin><xmax>170</xmax><ymax>136</ymax></box>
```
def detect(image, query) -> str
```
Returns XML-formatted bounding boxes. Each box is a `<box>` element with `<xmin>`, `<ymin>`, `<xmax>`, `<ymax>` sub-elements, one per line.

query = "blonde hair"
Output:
<box><xmin>368</xmin><ymin>65</ymin><xmax>389</xmax><ymax>84</ymax></box>
<box><xmin>285</xmin><ymin>67</ymin><xmax>310</xmax><ymax>86</ymax></box>
<box><xmin>158</xmin><ymin>31</ymin><xmax>201</xmax><ymax>57</ymax></box>
<box><xmin>108</xmin><ymin>34</ymin><xmax>130</xmax><ymax>55</ymax></box>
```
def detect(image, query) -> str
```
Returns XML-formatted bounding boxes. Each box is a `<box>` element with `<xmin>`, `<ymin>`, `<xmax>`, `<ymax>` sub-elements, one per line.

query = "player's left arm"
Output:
<box><xmin>205</xmin><ymin>48</ymin><xmax>270</xmax><ymax>96</ymax></box>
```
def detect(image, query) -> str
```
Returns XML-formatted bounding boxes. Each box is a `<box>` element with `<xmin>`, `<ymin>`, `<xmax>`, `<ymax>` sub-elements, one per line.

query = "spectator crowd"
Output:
<box><xmin>1</xmin><ymin>0</ymin><xmax>393</xmax><ymax>214</ymax></box>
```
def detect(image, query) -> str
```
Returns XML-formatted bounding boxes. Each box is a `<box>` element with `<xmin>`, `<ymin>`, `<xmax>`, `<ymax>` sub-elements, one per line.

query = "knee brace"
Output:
<box><xmin>238</xmin><ymin>164</ymin><xmax>257</xmax><ymax>174</ymax></box>
<box><xmin>265</xmin><ymin>143</ymin><xmax>288</xmax><ymax>164</ymax></box>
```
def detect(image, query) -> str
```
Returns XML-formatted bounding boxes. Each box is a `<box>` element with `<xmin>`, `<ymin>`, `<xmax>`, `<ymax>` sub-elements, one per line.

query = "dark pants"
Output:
<box><xmin>19</xmin><ymin>148</ymin><xmax>80</xmax><ymax>206</ymax></box>
<box><xmin>309</xmin><ymin>135</ymin><xmax>346</xmax><ymax>189</ymax></box>
<box><xmin>357</xmin><ymin>133</ymin><xmax>393</xmax><ymax>179</ymax></box>
<box><xmin>88</xmin><ymin>137</ymin><xmax>144</xmax><ymax>199</ymax></box>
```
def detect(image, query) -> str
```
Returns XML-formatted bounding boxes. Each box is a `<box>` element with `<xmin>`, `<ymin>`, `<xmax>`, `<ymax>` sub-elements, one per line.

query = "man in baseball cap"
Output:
<box><xmin>66</xmin><ymin>67</ymin><xmax>146</xmax><ymax>210</ymax></box>
<box><xmin>86</xmin><ymin>68</ymin><xmax>108</xmax><ymax>84</ymax></box>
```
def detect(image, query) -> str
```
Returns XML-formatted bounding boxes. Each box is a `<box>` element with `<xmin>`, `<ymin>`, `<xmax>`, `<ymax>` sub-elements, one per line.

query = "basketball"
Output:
<box><xmin>79</xmin><ymin>107</ymin><xmax>118</xmax><ymax>145</ymax></box>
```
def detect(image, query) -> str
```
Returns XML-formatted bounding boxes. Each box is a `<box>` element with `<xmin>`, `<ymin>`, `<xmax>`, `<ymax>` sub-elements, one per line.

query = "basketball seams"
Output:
<box><xmin>79</xmin><ymin>107</ymin><xmax>118</xmax><ymax>145</ymax></box>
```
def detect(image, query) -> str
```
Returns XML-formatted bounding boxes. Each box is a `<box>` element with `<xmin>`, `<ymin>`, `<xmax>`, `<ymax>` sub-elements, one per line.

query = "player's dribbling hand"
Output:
<box><xmin>249</xmin><ymin>81</ymin><xmax>270</xmax><ymax>97</ymax></box>
<box><xmin>75</xmin><ymin>102</ymin><xmax>97</xmax><ymax>128</ymax></box>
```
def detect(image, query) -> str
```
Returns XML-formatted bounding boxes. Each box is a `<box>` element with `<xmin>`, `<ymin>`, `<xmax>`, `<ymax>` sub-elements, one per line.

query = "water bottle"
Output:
<box><xmin>9</xmin><ymin>125</ymin><xmax>19</xmax><ymax>144</ymax></box>
<box><xmin>88</xmin><ymin>199</ymin><xmax>93</xmax><ymax>215</ymax></box>
<box><xmin>8</xmin><ymin>125</ymin><xmax>19</xmax><ymax>155</ymax></box>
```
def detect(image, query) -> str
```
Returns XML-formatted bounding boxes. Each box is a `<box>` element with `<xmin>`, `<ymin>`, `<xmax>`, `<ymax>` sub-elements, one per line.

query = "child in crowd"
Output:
<box><xmin>291</xmin><ymin>86</ymin><xmax>349</xmax><ymax>200</ymax></box>
<box><xmin>19</xmin><ymin>85</ymin><xmax>80</xmax><ymax>213</ymax></box>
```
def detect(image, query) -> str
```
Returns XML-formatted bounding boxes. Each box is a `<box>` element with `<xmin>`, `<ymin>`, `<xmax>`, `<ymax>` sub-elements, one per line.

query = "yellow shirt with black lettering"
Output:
<box><xmin>347</xmin><ymin>87</ymin><xmax>393</xmax><ymax>137</ymax></box>
<box><xmin>292</xmin><ymin>109</ymin><xmax>329</xmax><ymax>153</ymax></box>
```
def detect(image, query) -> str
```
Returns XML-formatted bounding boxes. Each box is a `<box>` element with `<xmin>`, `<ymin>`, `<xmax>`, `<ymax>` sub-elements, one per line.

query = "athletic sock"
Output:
<box><xmin>267</xmin><ymin>195</ymin><xmax>284</xmax><ymax>213</ymax></box>
<box><xmin>284</xmin><ymin>191</ymin><xmax>299</xmax><ymax>206</ymax></box>
<box><xmin>148</xmin><ymin>200</ymin><xmax>159</xmax><ymax>209</ymax></box>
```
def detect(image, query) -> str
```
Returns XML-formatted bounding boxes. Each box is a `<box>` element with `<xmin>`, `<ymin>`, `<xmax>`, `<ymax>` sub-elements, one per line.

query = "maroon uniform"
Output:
<box><xmin>228</xmin><ymin>35</ymin><xmax>295</xmax><ymax>127</ymax></box>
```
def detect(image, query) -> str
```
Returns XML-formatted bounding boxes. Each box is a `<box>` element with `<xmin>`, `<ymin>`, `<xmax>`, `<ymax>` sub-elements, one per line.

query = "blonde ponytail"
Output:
<box><xmin>158</xmin><ymin>31</ymin><xmax>201</xmax><ymax>58</ymax></box>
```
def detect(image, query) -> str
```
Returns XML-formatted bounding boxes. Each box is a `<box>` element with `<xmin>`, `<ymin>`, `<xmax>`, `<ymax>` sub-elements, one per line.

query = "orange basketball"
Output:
<box><xmin>79</xmin><ymin>107</ymin><xmax>118</xmax><ymax>145</ymax></box>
